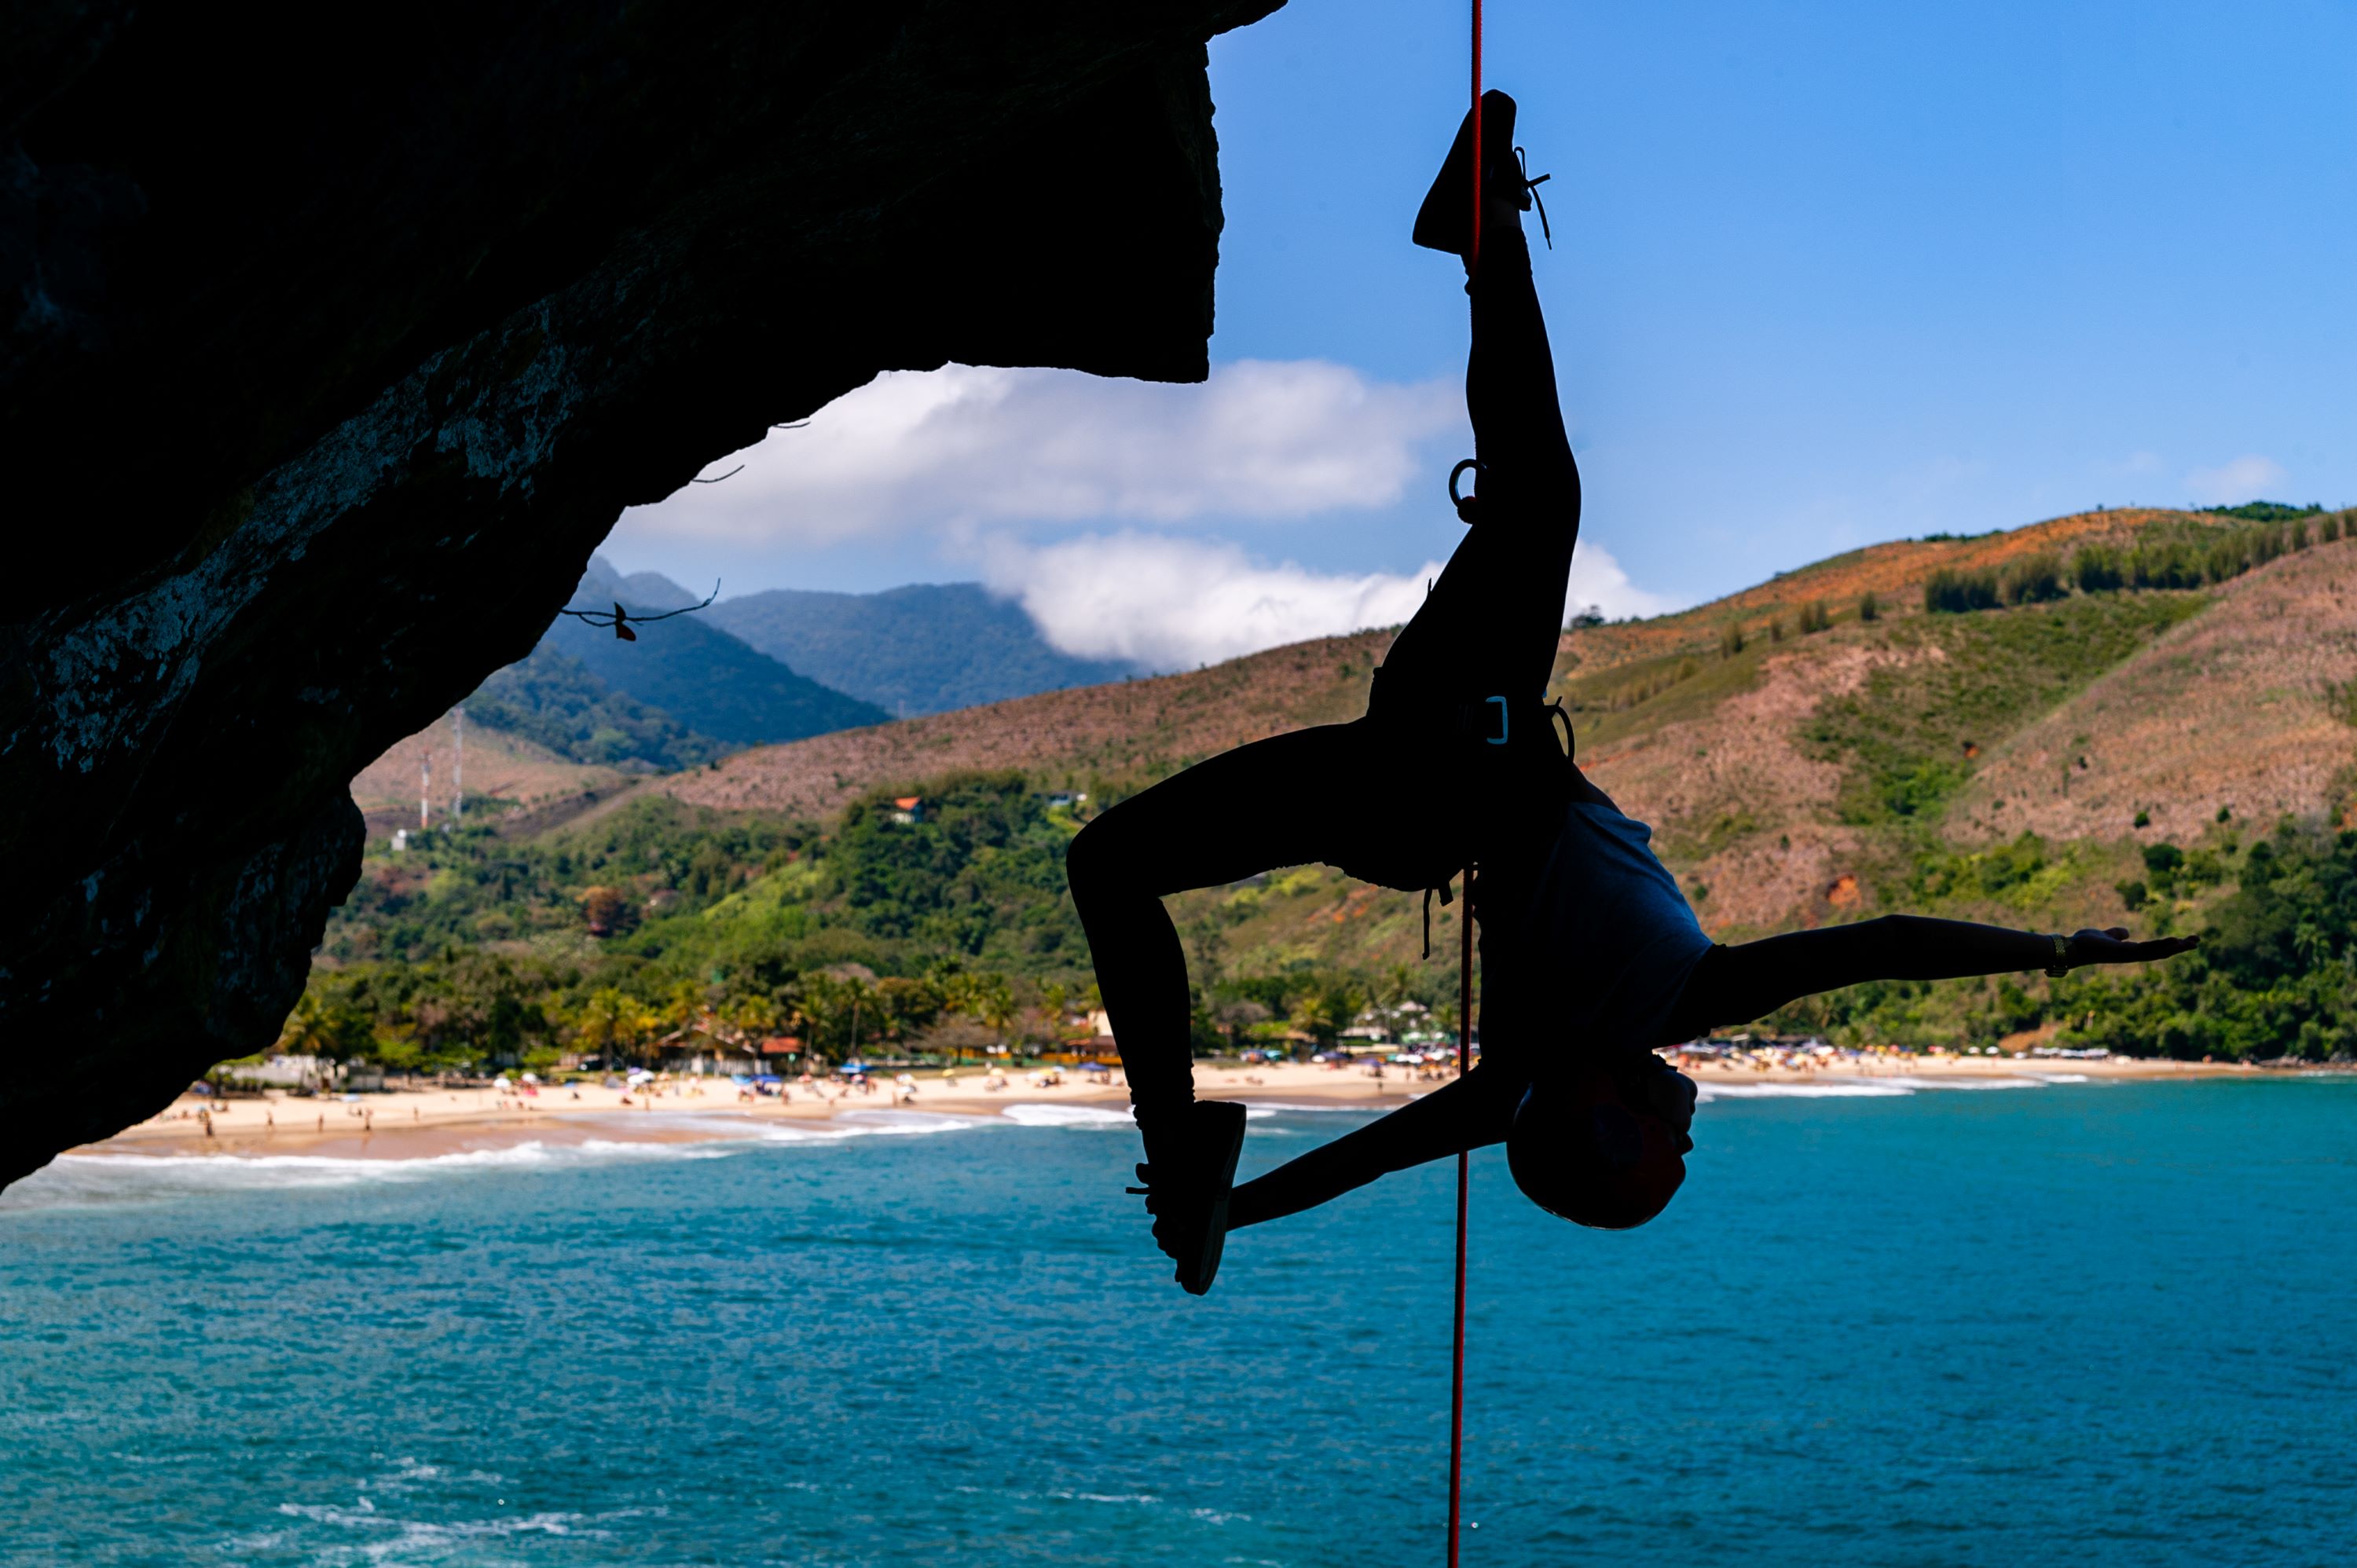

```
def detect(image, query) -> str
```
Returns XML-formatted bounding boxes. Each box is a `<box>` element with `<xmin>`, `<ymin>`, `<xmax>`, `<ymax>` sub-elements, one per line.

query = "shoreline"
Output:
<box><xmin>70</xmin><ymin>1053</ymin><xmax>2326</xmax><ymax>1164</ymax></box>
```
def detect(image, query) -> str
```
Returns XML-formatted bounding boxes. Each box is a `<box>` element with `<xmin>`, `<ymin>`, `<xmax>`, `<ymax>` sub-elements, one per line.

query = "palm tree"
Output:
<box><xmin>1214</xmin><ymin>998</ymin><xmax>1270</xmax><ymax>1054</ymax></box>
<box><xmin>972</xmin><ymin>975</ymin><xmax>1020</xmax><ymax>1057</ymax></box>
<box><xmin>573</xmin><ymin>987</ymin><xmax>660</xmax><ymax>1069</ymax></box>
<box><xmin>723</xmin><ymin>992</ymin><xmax>782</xmax><ymax>1042</ymax></box>
<box><xmin>276</xmin><ymin>991</ymin><xmax>339</xmax><ymax>1058</ymax></box>
<box><xmin>1290</xmin><ymin>980</ymin><xmax>1365</xmax><ymax>1053</ymax></box>
<box><xmin>1373</xmin><ymin>963</ymin><xmax>1420</xmax><ymax>1043</ymax></box>
<box><xmin>789</xmin><ymin>974</ymin><xmax>841</xmax><ymax>1075</ymax></box>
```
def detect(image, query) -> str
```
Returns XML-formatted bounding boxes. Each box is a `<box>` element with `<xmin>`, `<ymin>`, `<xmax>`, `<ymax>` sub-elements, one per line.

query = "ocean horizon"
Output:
<box><xmin>5</xmin><ymin>1076</ymin><xmax>2350</xmax><ymax>1566</ymax></box>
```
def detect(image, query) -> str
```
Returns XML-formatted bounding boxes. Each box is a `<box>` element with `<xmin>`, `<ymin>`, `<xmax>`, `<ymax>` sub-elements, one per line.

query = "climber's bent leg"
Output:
<box><xmin>1067</xmin><ymin>721</ymin><xmax>1458</xmax><ymax>1117</ymax></box>
<box><xmin>1657</xmin><ymin>915</ymin><xmax>2121</xmax><ymax>1042</ymax></box>
<box><xmin>1380</xmin><ymin>219</ymin><xmax>1581</xmax><ymax>707</ymax></box>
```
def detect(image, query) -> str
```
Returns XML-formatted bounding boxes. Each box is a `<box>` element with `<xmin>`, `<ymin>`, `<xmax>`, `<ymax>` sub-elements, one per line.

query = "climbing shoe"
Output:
<box><xmin>1412</xmin><ymin>89</ymin><xmax>1552</xmax><ymax>256</ymax></box>
<box><xmin>1126</xmin><ymin>1099</ymin><xmax>1249</xmax><ymax>1295</ymax></box>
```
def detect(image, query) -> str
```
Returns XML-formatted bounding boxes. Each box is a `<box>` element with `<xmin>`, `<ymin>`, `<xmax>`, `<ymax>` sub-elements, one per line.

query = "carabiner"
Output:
<box><xmin>1448</xmin><ymin>458</ymin><xmax>1485</xmax><ymax>524</ymax></box>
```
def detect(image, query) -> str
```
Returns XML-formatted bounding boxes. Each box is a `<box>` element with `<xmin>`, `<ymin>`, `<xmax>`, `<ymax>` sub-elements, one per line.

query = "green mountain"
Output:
<box><xmin>703</xmin><ymin>581</ymin><xmax>1138</xmax><ymax>717</ymax></box>
<box><xmin>466</xmin><ymin>643</ymin><xmax>725</xmax><ymax>771</ymax></box>
<box><xmin>546</xmin><ymin>558</ymin><xmax>889</xmax><ymax>746</ymax></box>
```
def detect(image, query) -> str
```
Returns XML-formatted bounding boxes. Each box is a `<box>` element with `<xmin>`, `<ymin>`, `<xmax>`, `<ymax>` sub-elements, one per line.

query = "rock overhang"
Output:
<box><xmin>0</xmin><ymin>0</ymin><xmax>1285</xmax><ymax>1187</ymax></box>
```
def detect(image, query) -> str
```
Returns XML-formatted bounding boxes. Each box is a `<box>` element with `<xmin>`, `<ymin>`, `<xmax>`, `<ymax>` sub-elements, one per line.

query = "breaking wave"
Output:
<box><xmin>998</xmin><ymin>1103</ymin><xmax>1135</xmax><ymax>1129</ymax></box>
<box><xmin>1695</xmin><ymin>1074</ymin><xmax>2057</xmax><ymax>1101</ymax></box>
<box><xmin>2</xmin><ymin>1138</ymin><xmax>738</xmax><ymax>1207</ymax></box>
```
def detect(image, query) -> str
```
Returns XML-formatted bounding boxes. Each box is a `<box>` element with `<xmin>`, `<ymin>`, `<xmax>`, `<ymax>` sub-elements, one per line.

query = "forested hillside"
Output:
<box><xmin>467</xmin><ymin>644</ymin><xmax>727</xmax><ymax>770</ymax></box>
<box><xmin>542</xmin><ymin>557</ymin><xmax>888</xmax><ymax>746</ymax></box>
<box><xmin>315</xmin><ymin>504</ymin><xmax>2357</xmax><ymax>1070</ymax></box>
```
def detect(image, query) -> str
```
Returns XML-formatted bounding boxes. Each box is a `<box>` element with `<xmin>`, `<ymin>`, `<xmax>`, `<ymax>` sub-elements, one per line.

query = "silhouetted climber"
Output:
<box><xmin>1065</xmin><ymin>93</ymin><xmax>2196</xmax><ymax>1296</ymax></box>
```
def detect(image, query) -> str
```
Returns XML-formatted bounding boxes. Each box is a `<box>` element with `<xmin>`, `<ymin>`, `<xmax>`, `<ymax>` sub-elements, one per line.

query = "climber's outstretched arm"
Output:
<box><xmin>1226</xmin><ymin>1069</ymin><xmax>1525</xmax><ymax>1231</ymax></box>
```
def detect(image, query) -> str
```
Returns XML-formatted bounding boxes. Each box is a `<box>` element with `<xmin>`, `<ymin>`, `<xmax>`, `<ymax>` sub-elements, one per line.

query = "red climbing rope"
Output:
<box><xmin>1448</xmin><ymin>863</ymin><xmax>1474</xmax><ymax>1565</ymax></box>
<box><xmin>1467</xmin><ymin>0</ymin><xmax>1484</xmax><ymax>280</ymax></box>
<box><xmin>1450</xmin><ymin>12</ymin><xmax>1483</xmax><ymax>1563</ymax></box>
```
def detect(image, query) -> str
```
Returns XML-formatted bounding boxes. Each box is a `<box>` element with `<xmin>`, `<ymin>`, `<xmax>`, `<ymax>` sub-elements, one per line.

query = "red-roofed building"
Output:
<box><xmin>889</xmin><ymin>796</ymin><xmax>924</xmax><ymax>824</ymax></box>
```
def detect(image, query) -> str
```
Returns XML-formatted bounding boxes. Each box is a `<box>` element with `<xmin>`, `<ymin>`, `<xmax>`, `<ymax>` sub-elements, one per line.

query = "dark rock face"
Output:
<box><xmin>0</xmin><ymin>0</ymin><xmax>1280</xmax><ymax>1186</ymax></box>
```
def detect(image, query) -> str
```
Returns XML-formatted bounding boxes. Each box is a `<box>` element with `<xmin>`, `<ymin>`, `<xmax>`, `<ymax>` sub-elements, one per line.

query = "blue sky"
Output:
<box><xmin>609</xmin><ymin>0</ymin><xmax>2356</xmax><ymax>667</ymax></box>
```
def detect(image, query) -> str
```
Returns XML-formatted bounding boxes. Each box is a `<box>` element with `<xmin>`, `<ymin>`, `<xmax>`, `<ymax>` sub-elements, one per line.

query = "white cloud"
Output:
<box><xmin>624</xmin><ymin>360</ymin><xmax>1461</xmax><ymax>546</ymax></box>
<box><xmin>610</xmin><ymin>355</ymin><xmax>1681</xmax><ymax>673</ymax></box>
<box><xmin>984</xmin><ymin>530</ymin><xmax>1681</xmax><ymax>672</ymax></box>
<box><xmin>2183</xmin><ymin>454</ymin><xmax>2287</xmax><ymax>505</ymax></box>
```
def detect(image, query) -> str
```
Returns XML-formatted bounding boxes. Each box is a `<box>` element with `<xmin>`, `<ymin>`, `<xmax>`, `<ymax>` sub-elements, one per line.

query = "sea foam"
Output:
<box><xmin>1695</xmin><ymin>1074</ymin><xmax>2056</xmax><ymax>1101</ymax></box>
<box><xmin>1239</xmin><ymin>1100</ymin><xmax>1387</xmax><ymax>1115</ymax></box>
<box><xmin>1</xmin><ymin>1138</ymin><xmax>739</xmax><ymax>1207</ymax></box>
<box><xmin>1695</xmin><ymin>1081</ymin><xmax>1919</xmax><ymax>1100</ymax></box>
<box><xmin>999</xmin><ymin>1103</ymin><xmax>1135</xmax><ymax>1129</ymax></box>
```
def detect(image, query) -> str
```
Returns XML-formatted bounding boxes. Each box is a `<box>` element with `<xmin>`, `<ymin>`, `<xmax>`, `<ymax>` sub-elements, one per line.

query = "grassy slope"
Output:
<box><xmin>349</xmin><ymin>723</ymin><xmax>632</xmax><ymax>839</ymax></box>
<box><xmin>371</xmin><ymin>507</ymin><xmax>2357</xmax><ymax>990</ymax></box>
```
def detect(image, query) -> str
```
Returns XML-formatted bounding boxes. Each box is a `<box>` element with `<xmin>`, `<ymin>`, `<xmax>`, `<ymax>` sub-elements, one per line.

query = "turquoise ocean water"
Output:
<box><xmin>3</xmin><ymin>1078</ymin><xmax>2351</xmax><ymax>1566</ymax></box>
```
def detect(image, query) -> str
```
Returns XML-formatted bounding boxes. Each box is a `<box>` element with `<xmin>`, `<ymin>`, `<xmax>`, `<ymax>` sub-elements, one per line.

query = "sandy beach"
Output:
<box><xmin>77</xmin><ymin>1050</ymin><xmax>2286</xmax><ymax>1163</ymax></box>
<box><xmin>86</xmin><ymin>1060</ymin><xmax>1430</xmax><ymax>1161</ymax></box>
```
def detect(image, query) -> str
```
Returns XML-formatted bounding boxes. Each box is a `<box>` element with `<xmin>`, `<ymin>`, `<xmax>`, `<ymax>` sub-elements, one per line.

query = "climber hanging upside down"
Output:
<box><xmin>1064</xmin><ymin>92</ymin><xmax>2198</xmax><ymax>1296</ymax></box>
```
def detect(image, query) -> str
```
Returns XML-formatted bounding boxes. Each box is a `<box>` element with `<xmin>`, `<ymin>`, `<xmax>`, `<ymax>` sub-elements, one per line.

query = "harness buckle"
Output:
<box><xmin>1482</xmin><ymin>695</ymin><xmax>1509</xmax><ymax>746</ymax></box>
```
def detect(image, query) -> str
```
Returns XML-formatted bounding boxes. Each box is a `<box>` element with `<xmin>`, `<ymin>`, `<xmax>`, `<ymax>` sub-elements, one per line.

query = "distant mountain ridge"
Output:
<box><xmin>545</xmin><ymin>558</ymin><xmax>888</xmax><ymax>746</ymax></box>
<box><xmin>467</xmin><ymin>643</ymin><xmax>725</xmax><ymax>771</ymax></box>
<box><xmin>452</xmin><ymin>559</ymin><xmax>886</xmax><ymax>767</ymax></box>
<box><xmin>702</xmin><ymin>581</ymin><xmax>1139</xmax><ymax>717</ymax></box>
<box><xmin>645</xmin><ymin>504</ymin><xmax>2357</xmax><ymax>946</ymax></box>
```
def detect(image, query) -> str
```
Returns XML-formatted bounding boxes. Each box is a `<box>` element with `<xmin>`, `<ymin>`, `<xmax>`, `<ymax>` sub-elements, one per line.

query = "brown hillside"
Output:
<box><xmin>1950</xmin><ymin>538</ymin><xmax>2357</xmax><ymax>844</ymax></box>
<box><xmin>352</xmin><ymin>503</ymin><xmax>2351</xmax><ymax>949</ymax></box>
<box><xmin>1549</xmin><ymin>507</ymin><xmax>2238</xmax><ymax>682</ymax></box>
<box><xmin>607</xmin><ymin>507</ymin><xmax>2247</xmax><ymax>822</ymax></box>
<box><xmin>647</xmin><ymin>628</ymin><xmax>1395</xmax><ymax>819</ymax></box>
<box><xmin>350</xmin><ymin>722</ymin><xmax>630</xmax><ymax>838</ymax></box>
<box><xmin>1574</xmin><ymin>641</ymin><xmax>1915</xmax><ymax>935</ymax></box>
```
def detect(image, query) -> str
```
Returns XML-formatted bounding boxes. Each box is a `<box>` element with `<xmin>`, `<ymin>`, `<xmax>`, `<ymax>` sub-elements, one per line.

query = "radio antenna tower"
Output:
<box><xmin>421</xmin><ymin>751</ymin><xmax>431</xmax><ymax>831</ymax></box>
<box><xmin>452</xmin><ymin>707</ymin><xmax>464</xmax><ymax>822</ymax></box>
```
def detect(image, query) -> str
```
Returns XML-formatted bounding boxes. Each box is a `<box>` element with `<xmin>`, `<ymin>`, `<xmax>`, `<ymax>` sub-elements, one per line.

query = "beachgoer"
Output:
<box><xmin>1068</xmin><ymin>92</ymin><xmax>2201</xmax><ymax>1296</ymax></box>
